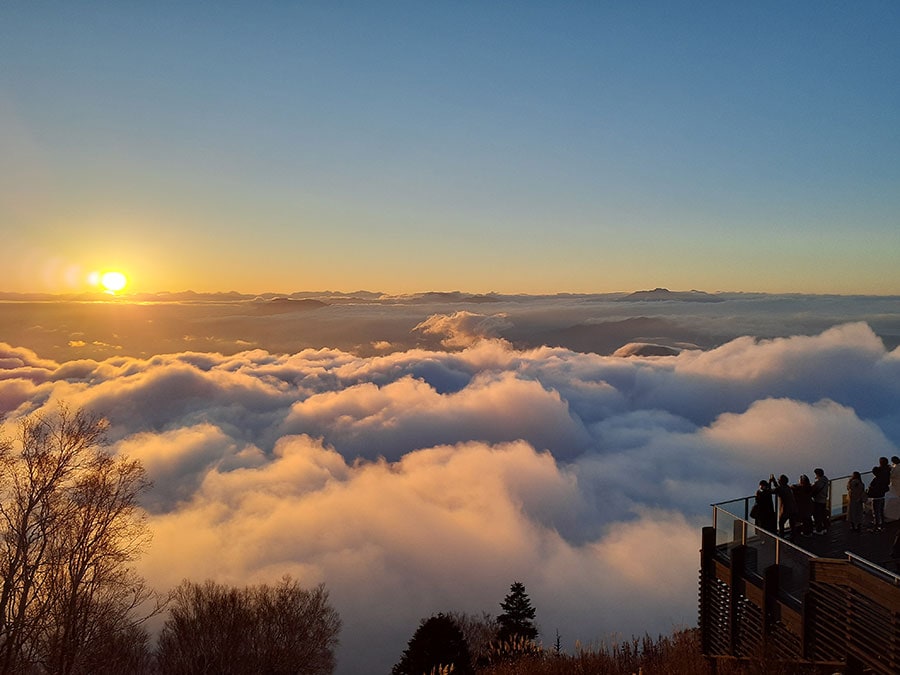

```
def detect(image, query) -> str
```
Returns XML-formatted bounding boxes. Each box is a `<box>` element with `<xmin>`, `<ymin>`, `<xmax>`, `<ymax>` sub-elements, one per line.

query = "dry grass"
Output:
<box><xmin>476</xmin><ymin>629</ymin><xmax>704</xmax><ymax>675</ymax></box>
<box><xmin>475</xmin><ymin>629</ymin><xmax>845</xmax><ymax>675</ymax></box>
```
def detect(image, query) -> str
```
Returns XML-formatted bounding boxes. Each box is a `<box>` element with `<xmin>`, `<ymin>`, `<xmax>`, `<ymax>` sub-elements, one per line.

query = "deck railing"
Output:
<box><xmin>712</xmin><ymin>470</ymin><xmax>873</xmax><ymax>525</ymax></box>
<box><xmin>845</xmin><ymin>551</ymin><xmax>900</xmax><ymax>586</ymax></box>
<box><xmin>710</xmin><ymin>470</ymin><xmax>900</xmax><ymax>592</ymax></box>
<box><xmin>711</xmin><ymin>503</ymin><xmax>818</xmax><ymax>602</ymax></box>
<box><xmin>701</xmin><ymin>471</ymin><xmax>900</xmax><ymax>673</ymax></box>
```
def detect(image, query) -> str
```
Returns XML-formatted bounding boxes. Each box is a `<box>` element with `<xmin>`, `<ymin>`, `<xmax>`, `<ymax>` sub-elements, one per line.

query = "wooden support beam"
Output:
<box><xmin>729</xmin><ymin>544</ymin><xmax>746</xmax><ymax>656</ymax></box>
<box><xmin>699</xmin><ymin>526</ymin><xmax>717</xmax><ymax>656</ymax></box>
<box><xmin>762</xmin><ymin>563</ymin><xmax>780</xmax><ymax>654</ymax></box>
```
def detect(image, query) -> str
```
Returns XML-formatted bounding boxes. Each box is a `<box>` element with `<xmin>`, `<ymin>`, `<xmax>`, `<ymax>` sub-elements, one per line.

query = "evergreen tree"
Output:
<box><xmin>392</xmin><ymin>613</ymin><xmax>474</xmax><ymax>675</ymax></box>
<box><xmin>497</xmin><ymin>581</ymin><xmax>538</xmax><ymax>644</ymax></box>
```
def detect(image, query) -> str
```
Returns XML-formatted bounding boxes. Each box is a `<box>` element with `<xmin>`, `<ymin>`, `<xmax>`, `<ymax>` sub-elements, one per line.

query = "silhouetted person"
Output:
<box><xmin>754</xmin><ymin>480</ymin><xmax>777</xmax><ymax>534</ymax></box>
<box><xmin>811</xmin><ymin>468</ymin><xmax>829</xmax><ymax>534</ymax></box>
<box><xmin>793</xmin><ymin>474</ymin><xmax>814</xmax><ymax>537</ymax></box>
<box><xmin>868</xmin><ymin>460</ymin><xmax>891</xmax><ymax>532</ymax></box>
<box><xmin>847</xmin><ymin>471</ymin><xmax>865</xmax><ymax>532</ymax></box>
<box><xmin>771</xmin><ymin>474</ymin><xmax>798</xmax><ymax>539</ymax></box>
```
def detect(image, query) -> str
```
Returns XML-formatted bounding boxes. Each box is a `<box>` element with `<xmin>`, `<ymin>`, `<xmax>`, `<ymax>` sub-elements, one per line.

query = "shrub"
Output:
<box><xmin>393</xmin><ymin>613</ymin><xmax>475</xmax><ymax>675</ymax></box>
<box><xmin>156</xmin><ymin>576</ymin><xmax>341</xmax><ymax>675</ymax></box>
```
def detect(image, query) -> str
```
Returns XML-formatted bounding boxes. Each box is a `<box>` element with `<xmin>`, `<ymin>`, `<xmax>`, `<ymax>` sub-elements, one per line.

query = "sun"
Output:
<box><xmin>88</xmin><ymin>270</ymin><xmax>128</xmax><ymax>294</ymax></box>
<box><xmin>101</xmin><ymin>271</ymin><xmax>128</xmax><ymax>293</ymax></box>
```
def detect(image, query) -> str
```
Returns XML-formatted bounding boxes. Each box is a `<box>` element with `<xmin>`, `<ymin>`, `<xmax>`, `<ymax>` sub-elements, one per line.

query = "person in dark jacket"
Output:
<box><xmin>868</xmin><ymin>459</ymin><xmax>891</xmax><ymax>532</ymax></box>
<box><xmin>811</xmin><ymin>468</ymin><xmax>830</xmax><ymax>534</ymax></box>
<box><xmin>771</xmin><ymin>474</ymin><xmax>798</xmax><ymax>539</ymax></box>
<box><xmin>793</xmin><ymin>474</ymin><xmax>814</xmax><ymax>537</ymax></box>
<box><xmin>754</xmin><ymin>479</ymin><xmax>777</xmax><ymax>534</ymax></box>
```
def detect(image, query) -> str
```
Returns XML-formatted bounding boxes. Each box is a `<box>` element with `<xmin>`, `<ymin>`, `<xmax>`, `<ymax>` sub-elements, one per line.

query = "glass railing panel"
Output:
<box><xmin>714</xmin><ymin>497</ymin><xmax>751</xmax><ymax>520</ymax></box>
<box><xmin>712</xmin><ymin>503</ymin><xmax>816</xmax><ymax>600</ymax></box>
<box><xmin>713</xmin><ymin>508</ymin><xmax>742</xmax><ymax>560</ymax></box>
<box><xmin>713</xmin><ymin>473</ymin><xmax>875</xmax><ymax>524</ymax></box>
<box><xmin>774</xmin><ymin>539</ymin><xmax>814</xmax><ymax>602</ymax></box>
<box><xmin>743</xmin><ymin>524</ymin><xmax>778</xmax><ymax>578</ymax></box>
<box><xmin>711</xmin><ymin>470</ymin><xmax>890</xmax><ymax>598</ymax></box>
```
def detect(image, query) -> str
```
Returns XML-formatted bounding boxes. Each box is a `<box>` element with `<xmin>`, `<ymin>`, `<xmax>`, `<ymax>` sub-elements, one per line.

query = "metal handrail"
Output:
<box><xmin>711</xmin><ymin>471</ymin><xmax>872</xmax><ymax>511</ymax></box>
<box><xmin>712</xmin><ymin>471</ymin><xmax>886</xmax><ymax>565</ymax></box>
<box><xmin>845</xmin><ymin>551</ymin><xmax>900</xmax><ymax>586</ymax></box>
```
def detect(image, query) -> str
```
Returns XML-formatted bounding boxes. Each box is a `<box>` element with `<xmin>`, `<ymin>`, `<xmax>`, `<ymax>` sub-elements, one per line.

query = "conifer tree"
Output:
<box><xmin>392</xmin><ymin>613</ymin><xmax>474</xmax><ymax>675</ymax></box>
<box><xmin>497</xmin><ymin>581</ymin><xmax>538</xmax><ymax>644</ymax></box>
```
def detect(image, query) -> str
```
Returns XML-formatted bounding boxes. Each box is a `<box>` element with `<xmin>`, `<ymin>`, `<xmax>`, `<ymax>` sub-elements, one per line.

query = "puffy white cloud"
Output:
<box><xmin>280</xmin><ymin>370</ymin><xmax>593</xmax><ymax>461</ymax></box>
<box><xmin>0</xmin><ymin>343</ymin><xmax>58</xmax><ymax>372</ymax></box>
<box><xmin>116</xmin><ymin>424</ymin><xmax>268</xmax><ymax>511</ymax></box>
<box><xmin>133</xmin><ymin>437</ymin><xmax>696</xmax><ymax>671</ymax></box>
<box><xmin>703</xmin><ymin>397</ymin><xmax>894</xmax><ymax>476</ymax></box>
<box><xmin>414</xmin><ymin>311</ymin><xmax>514</xmax><ymax>348</ymax></box>
<box><xmin>1</xmin><ymin>318</ymin><xmax>898</xmax><ymax>673</ymax></box>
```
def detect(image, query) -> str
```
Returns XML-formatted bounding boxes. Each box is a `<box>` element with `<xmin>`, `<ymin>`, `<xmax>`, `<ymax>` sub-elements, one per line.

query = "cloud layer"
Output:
<box><xmin>1</xmin><ymin>319</ymin><xmax>899</xmax><ymax>673</ymax></box>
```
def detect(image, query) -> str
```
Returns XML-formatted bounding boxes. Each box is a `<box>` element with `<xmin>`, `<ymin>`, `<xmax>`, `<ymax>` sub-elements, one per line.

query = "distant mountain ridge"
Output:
<box><xmin>618</xmin><ymin>288</ymin><xmax>724</xmax><ymax>303</ymax></box>
<box><xmin>254</xmin><ymin>297</ymin><xmax>328</xmax><ymax>314</ymax></box>
<box><xmin>8</xmin><ymin>288</ymin><xmax>892</xmax><ymax>305</ymax></box>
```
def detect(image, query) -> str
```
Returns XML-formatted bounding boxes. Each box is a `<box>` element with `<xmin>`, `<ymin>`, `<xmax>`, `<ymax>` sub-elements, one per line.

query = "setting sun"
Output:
<box><xmin>88</xmin><ymin>270</ymin><xmax>128</xmax><ymax>294</ymax></box>
<box><xmin>101</xmin><ymin>271</ymin><xmax>127</xmax><ymax>292</ymax></box>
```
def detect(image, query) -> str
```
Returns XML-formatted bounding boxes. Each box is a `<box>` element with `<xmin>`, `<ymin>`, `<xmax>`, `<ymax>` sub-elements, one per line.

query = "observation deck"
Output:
<box><xmin>699</xmin><ymin>472</ymin><xmax>900</xmax><ymax>674</ymax></box>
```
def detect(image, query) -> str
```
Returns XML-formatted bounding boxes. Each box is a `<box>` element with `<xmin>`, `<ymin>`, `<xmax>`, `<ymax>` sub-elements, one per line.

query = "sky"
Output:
<box><xmin>1</xmin><ymin>294</ymin><xmax>900</xmax><ymax>672</ymax></box>
<box><xmin>2</xmin><ymin>2</ymin><xmax>900</xmax><ymax>295</ymax></box>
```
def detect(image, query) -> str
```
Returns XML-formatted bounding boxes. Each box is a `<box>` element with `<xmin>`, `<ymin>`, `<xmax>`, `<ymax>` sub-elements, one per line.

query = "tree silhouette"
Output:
<box><xmin>497</xmin><ymin>581</ymin><xmax>538</xmax><ymax>644</ymax></box>
<box><xmin>156</xmin><ymin>577</ymin><xmax>340</xmax><ymax>675</ymax></box>
<box><xmin>392</xmin><ymin>613</ymin><xmax>474</xmax><ymax>675</ymax></box>
<box><xmin>447</xmin><ymin>611</ymin><xmax>497</xmax><ymax>666</ymax></box>
<box><xmin>0</xmin><ymin>405</ymin><xmax>157</xmax><ymax>675</ymax></box>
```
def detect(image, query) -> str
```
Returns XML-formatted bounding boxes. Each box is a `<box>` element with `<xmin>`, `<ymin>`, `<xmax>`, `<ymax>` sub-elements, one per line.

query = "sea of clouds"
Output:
<box><xmin>1</xmin><ymin>296</ymin><xmax>899</xmax><ymax>673</ymax></box>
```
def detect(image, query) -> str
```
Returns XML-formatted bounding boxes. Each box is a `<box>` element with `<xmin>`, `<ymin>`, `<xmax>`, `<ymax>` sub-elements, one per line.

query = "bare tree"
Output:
<box><xmin>447</xmin><ymin>611</ymin><xmax>497</xmax><ymax>666</ymax></box>
<box><xmin>156</xmin><ymin>576</ymin><xmax>341</xmax><ymax>675</ymax></box>
<box><xmin>0</xmin><ymin>405</ymin><xmax>156</xmax><ymax>674</ymax></box>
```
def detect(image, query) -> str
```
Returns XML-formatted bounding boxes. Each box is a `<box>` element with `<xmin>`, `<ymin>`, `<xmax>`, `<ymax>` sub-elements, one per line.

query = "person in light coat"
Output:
<box><xmin>811</xmin><ymin>468</ymin><xmax>829</xmax><ymax>534</ymax></box>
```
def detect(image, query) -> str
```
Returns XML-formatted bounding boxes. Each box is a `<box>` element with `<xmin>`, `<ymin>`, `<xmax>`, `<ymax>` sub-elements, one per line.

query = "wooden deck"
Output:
<box><xmin>700</xmin><ymin>512</ymin><xmax>900</xmax><ymax>674</ymax></box>
<box><xmin>789</xmin><ymin>518</ymin><xmax>900</xmax><ymax>570</ymax></box>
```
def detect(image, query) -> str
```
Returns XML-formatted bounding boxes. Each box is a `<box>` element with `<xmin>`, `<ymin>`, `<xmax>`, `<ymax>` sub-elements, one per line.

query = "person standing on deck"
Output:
<box><xmin>847</xmin><ymin>471</ymin><xmax>866</xmax><ymax>532</ymax></box>
<box><xmin>887</xmin><ymin>456</ymin><xmax>900</xmax><ymax>521</ymax></box>
<box><xmin>793</xmin><ymin>474</ymin><xmax>815</xmax><ymax>537</ymax></box>
<box><xmin>754</xmin><ymin>479</ymin><xmax>777</xmax><ymax>534</ymax></box>
<box><xmin>867</xmin><ymin>459</ymin><xmax>891</xmax><ymax>532</ymax></box>
<box><xmin>812</xmin><ymin>468</ymin><xmax>830</xmax><ymax>534</ymax></box>
<box><xmin>771</xmin><ymin>474</ymin><xmax>798</xmax><ymax>539</ymax></box>
<box><xmin>891</xmin><ymin>456</ymin><xmax>900</xmax><ymax>494</ymax></box>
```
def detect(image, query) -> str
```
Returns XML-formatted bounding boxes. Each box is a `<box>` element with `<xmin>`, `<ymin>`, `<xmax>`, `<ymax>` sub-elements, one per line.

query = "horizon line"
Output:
<box><xmin>2</xmin><ymin>288</ymin><xmax>900</xmax><ymax>301</ymax></box>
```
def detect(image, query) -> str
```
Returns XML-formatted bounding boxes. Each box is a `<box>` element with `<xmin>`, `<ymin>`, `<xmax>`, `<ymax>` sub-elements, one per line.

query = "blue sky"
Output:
<box><xmin>2</xmin><ymin>2</ymin><xmax>899</xmax><ymax>294</ymax></box>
